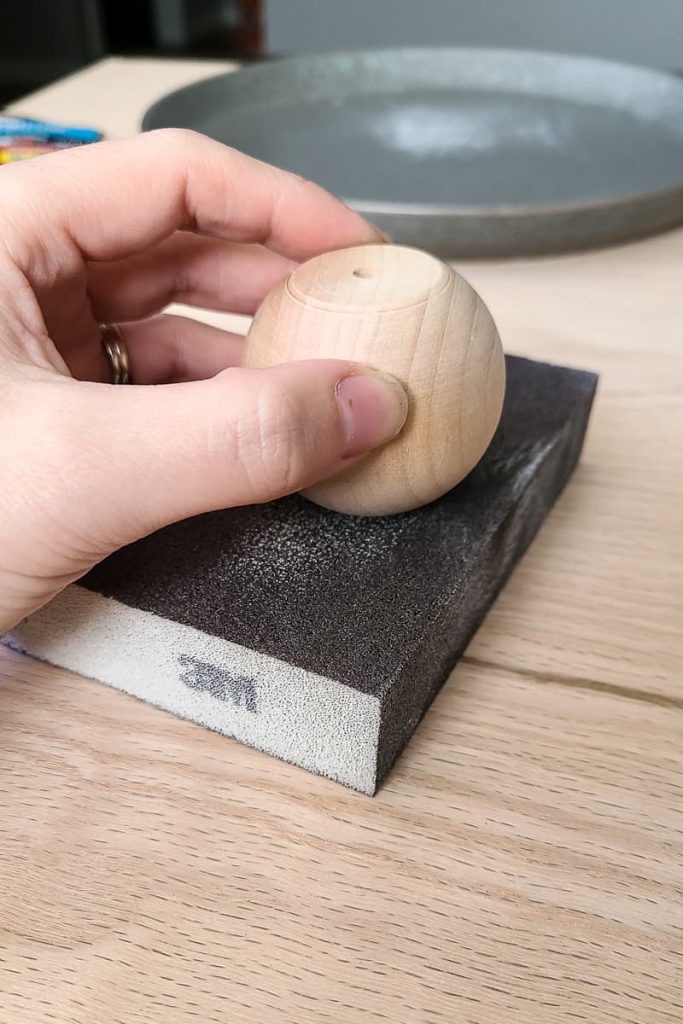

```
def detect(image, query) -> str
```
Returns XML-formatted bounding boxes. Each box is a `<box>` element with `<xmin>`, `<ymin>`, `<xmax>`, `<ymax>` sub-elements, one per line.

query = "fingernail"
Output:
<box><xmin>363</xmin><ymin>222</ymin><xmax>392</xmax><ymax>244</ymax></box>
<box><xmin>374</xmin><ymin>226</ymin><xmax>393</xmax><ymax>243</ymax></box>
<box><xmin>336</xmin><ymin>371</ymin><xmax>408</xmax><ymax>457</ymax></box>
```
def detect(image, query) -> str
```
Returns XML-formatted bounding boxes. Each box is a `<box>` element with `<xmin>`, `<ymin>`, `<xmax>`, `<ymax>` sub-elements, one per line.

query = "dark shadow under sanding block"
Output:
<box><xmin>9</xmin><ymin>357</ymin><xmax>597</xmax><ymax>794</ymax></box>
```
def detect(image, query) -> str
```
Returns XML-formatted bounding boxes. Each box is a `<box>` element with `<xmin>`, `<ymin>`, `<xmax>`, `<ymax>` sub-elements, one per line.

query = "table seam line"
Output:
<box><xmin>461</xmin><ymin>655</ymin><xmax>683</xmax><ymax>710</ymax></box>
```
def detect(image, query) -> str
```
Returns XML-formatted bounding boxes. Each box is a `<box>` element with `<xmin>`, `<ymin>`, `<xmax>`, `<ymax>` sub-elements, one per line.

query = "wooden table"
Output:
<box><xmin>1</xmin><ymin>59</ymin><xmax>681</xmax><ymax>1024</ymax></box>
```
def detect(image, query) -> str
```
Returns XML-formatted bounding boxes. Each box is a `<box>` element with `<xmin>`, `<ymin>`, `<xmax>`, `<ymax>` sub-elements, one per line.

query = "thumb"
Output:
<box><xmin>55</xmin><ymin>360</ymin><xmax>408</xmax><ymax>550</ymax></box>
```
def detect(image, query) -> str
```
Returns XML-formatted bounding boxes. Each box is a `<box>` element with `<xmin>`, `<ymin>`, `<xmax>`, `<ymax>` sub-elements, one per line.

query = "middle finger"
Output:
<box><xmin>87</xmin><ymin>234</ymin><xmax>297</xmax><ymax>323</ymax></box>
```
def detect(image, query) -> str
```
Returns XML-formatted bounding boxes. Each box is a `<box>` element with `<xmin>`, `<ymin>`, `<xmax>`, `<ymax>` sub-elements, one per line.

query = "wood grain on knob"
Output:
<box><xmin>243</xmin><ymin>244</ymin><xmax>505</xmax><ymax>516</ymax></box>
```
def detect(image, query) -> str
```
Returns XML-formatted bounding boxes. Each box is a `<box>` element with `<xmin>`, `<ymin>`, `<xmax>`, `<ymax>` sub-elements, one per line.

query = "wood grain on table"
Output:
<box><xmin>1</xmin><ymin>59</ymin><xmax>681</xmax><ymax>1024</ymax></box>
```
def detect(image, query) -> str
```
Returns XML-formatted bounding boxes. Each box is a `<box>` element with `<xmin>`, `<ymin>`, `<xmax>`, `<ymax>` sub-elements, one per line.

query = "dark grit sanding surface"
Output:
<box><xmin>82</xmin><ymin>356</ymin><xmax>597</xmax><ymax>709</ymax></box>
<box><xmin>16</xmin><ymin>354</ymin><xmax>598</xmax><ymax>790</ymax></box>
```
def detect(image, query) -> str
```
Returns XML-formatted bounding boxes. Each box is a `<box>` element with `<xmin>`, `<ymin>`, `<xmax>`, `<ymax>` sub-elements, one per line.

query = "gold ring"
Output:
<box><xmin>100</xmin><ymin>324</ymin><xmax>132</xmax><ymax>385</ymax></box>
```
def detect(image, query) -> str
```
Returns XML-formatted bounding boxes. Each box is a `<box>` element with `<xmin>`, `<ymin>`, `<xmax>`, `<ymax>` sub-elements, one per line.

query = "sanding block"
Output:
<box><xmin>8</xmin><ymin>355</ymin><xmax>596</xmax><ymax>793</ymax></box>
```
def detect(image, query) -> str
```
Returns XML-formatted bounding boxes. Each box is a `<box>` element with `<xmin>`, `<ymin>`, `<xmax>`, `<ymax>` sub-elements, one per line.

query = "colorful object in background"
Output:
<box><xmin>0</xmin><ymin>141</ymin><xmax>77</xmax><ymax>163</ymax></box>
<box><xmin>0</xmin><ymin>115</ymin><xmax>102</xmax><ymax>163</ymax></box>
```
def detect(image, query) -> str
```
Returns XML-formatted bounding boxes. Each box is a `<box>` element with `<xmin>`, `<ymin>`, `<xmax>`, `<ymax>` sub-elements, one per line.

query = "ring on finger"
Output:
<box><xmin>100</xmin><ymin>324</ymin><xmax>132</xmax><ymax>385</ymax></box>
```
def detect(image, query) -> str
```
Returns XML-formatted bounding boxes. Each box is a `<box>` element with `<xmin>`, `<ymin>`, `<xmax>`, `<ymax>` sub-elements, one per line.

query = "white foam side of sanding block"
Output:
<box><xmin>10</xmin><ymin>584</ymin><xmax>380</xmax><ymax>794</ymax></box>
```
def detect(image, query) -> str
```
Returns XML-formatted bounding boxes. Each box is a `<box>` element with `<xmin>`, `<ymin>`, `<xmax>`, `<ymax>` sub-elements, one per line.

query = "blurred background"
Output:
<box><xmin>2</xmin><ymin>0</ymin><xmax>683</xmax><ymax>105</ymax></box>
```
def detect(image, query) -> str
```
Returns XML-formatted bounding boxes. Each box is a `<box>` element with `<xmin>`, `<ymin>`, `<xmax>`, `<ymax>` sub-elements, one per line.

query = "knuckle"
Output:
<box><xmin>146</xmin><ymin>126</ymin><xmax>205</xmax><ymax>151</ymax></box>
<box><xmin>236</xmin><ymin>378</ymin><xmax>315</xmax><ymax>499</ymax></box>
<box><xmin>145</xmin><ymin>127</ymin><xmax>236</xmax><ymax>166</ymax></box>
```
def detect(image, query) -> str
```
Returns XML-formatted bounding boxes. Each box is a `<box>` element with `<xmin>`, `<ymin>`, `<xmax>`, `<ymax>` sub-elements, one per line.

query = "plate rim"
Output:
<box><xmin>141</xmin><ymin>46</ymin><xmax>683</xmax><ymax>245</ymax></box>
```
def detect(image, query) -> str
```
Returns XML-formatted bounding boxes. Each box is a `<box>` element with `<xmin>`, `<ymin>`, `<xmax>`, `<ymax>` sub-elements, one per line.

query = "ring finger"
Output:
<box><xmin>93</xmin><ymin>314</ymin><xmax>245</xmax><ymax>385</ymax></box>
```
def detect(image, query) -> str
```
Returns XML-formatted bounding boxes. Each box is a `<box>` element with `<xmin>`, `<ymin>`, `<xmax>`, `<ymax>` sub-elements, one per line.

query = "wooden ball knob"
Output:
<box><xmin>244</xmin><ymin>244</ymin><xmax>505</xmax><ymax>516</ymax></box>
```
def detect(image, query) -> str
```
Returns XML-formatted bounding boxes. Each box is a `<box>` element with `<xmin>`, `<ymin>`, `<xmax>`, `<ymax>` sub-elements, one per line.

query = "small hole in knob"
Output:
<box><xmin>352</xmin><ymin>267</ymin><xmax>373</xmax><ymax>278</ymax></box>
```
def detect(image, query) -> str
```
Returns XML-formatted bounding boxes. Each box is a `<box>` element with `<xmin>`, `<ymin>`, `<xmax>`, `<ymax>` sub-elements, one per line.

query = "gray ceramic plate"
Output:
<box><xmin>143</xmin><ymin>47</ymin><xmax>683</xmax><ymax>257</ymax></box>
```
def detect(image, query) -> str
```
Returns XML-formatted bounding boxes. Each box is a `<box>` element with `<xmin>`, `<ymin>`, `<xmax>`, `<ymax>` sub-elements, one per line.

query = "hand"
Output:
<box><xmin>0</xmin><ymin>129</ymin><xmax>407</xmax><ymax>632</ymax></box>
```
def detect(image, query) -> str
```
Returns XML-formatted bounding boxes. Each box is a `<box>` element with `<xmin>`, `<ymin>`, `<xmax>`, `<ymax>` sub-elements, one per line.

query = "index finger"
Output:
<box><xmin>1</xmin><ymin>128</ymin><xmax>386</xmax><ymax>264</ymax></box>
